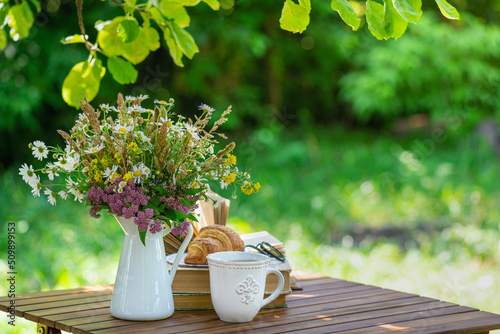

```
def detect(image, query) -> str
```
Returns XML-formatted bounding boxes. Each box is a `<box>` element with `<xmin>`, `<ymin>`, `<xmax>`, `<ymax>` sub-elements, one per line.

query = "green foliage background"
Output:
<box><xmin>2</xmin><ymin>0</ymin><xmax>500</xmax><ymax>333</ymax></box>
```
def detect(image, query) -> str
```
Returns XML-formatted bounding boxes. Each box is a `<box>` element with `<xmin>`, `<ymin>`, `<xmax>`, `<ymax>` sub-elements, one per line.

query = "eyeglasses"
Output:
<box><xmin>243</xmin><ymin>242</ymin><xmax>286</xmax><ymax>262</ymax></box>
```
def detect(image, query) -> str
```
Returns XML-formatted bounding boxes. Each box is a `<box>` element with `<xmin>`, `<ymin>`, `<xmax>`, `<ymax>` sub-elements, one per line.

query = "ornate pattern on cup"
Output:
<box><xmin>236</xmin><ymin>275</ymin><xmax>260</xmax><ymax>304</ymax></box>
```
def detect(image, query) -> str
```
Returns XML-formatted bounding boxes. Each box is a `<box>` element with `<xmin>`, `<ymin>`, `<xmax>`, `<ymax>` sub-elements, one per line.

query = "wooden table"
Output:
<box><xmin>2</xmin><ymin>271</ymin><xmax>500</xmax><ymax>334</ymax></box>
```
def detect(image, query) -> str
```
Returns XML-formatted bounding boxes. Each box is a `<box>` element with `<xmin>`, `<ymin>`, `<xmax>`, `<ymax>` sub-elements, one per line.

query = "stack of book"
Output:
<box><xmin>170</xmin><ymin>231</ymin><xmax>292</xmax><ymax>310</ymax></box>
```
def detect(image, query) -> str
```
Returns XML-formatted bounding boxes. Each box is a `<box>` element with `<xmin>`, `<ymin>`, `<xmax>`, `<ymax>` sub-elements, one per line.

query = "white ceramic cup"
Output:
<box><xmin>207</xmin><ymin>251</ymin><xmax>285</xmax><ymax>323</ymax></box>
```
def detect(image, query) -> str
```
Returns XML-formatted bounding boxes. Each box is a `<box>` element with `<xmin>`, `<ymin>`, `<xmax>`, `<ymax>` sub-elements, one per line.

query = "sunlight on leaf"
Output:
<box><xmin>435</xmin><ymin>0</ymin><xmax>460</xmax><ymax>20</ymax></box>
<box><xmin>366</xmin><ymin>1</ymin><xmax>385</xmax><ymax>40</ymax></box>
<box><xmin>7</xmin><ymin>2</ymin><xmax>34</xmax><ymax>41</ymax></box>
<box><xmin>202</xmin><ymin>0</ymin><xmax>220</xmax><ymax>11</ymax></box>
<box><xmin>60</xmin><ymin>34</ymin><xmax>87</xmax><ymax>45</ymax></box>
<box><xmin>383</xmin><ymin>0</ymin><xmax>408</xmax><ymax>39</ymax></box>
<box><xmin>331</xmin><ymin>0</ymin><xmax>361</xmax><ymax>31</ymax></box>
<box><xmin>280</xmin><ymin>0</ymin><xmax>310</xmax><ymax>34</ymax></box>
<box><xmin>62</xmin><ymin>58</ymin><xmax>106</xmax><ymax>108</ymax></box>
<box><xmin>392</xmin><ymin>0</ymin><xmax>422</xmax><ymax>23</ymax></box>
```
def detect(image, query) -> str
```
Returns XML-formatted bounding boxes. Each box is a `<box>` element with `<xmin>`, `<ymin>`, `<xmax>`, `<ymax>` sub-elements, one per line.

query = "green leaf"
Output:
<box><xmin>61</xmin><ymin>34</ymin><xmax>87</xmax><ymax>45</ymax></box>
<box><xmin>118</xmin><ymin>18</ymin><xmax>140</xmax><ymax>43</ymax></box>
<box><xmin>98</xmin><ymin>17</ymin><xmax>153</xmax><ymax>65</ymax></box>
<box><xmin>0</xmin><ymin>28</ymin><xmax>6</xmax><ymax>51</ymax></box>
<box><xmin>331</xmin><ymin>0</ymin><xmax>361</xmax><ymax>31</ymax></box>
<box><xmin>62</xmin><ymin>58</ymin><xmax>106</xmax><ymax>108</ymax></box>
<box><xmin>219</xmin><ymin>0</ymin><xmax>233</xmax><ymax>9</ymax></box>
<box><xmin>97</xmin><ymin>18</ymin><xmax>125</xmax><ymax>58</ymax></box>
<box><xmin>183</xmin><ymin>187</ymin><xmax>205</xmax><ymax>195</ymax></box>
<box><xmin>107</xmin><ymin>56</ymin><xmax>138</xmax><ymax>84</ymax></box>
<box><xmin>300</xmin><ymin>0</ymin><xmax>311</xmax><ymax>12</ymax></box>
<box><xmin>174</xmin><ymin>0</ymin><xmax>201</xmax><ymax>6</ymax></box>
<box><xmin>157</xmin><ymin>0</ymin><xmax>191</xmax><ymax>28</ymax></box>
<box><xmin>383</xmin><ymin>0</ymin><xmax>408</xmax><ymax>39</ymax></box>
<box><xmin>365</xmin><ymin>0</ymin><xmax>385</xmax><ymax>40</ymax></box>
<box><xmin>392</xmin><ymin>0</ymin><xmax>422</xmax><ymax>23</ymax></box>
<box><xmin>139</xmin><ymin>229</ymin><xmax>147</xmax><ymax>246</ymax></box>
<box><xmin>168</xmin><ymin>21</ymin><xmax>199</xmax><ymax>59</ymax></box>
<box><xmin>124</xmin><ymin>0</ymin><xmax>136</xmax><ymax>13</ymax></box>
<box><xmin>143</xmin><ymin>26</ymin><xmax>160</xmax><ymax>51</ymax></box>
<box><xmin>279</xmin><ymin>0</ymin><xmax>310</xmax><ymax>34</ymax></box>
<box><xmin>0</xmin><ymin>4</ymin><xmax>10</xmax><ymax>28</ymax></box>
<box><xmin>7</xmin><ymin>1</ymin><xmax>34</xmax><ymax>41</ymax></box>
<box><xmin>435</xmin><ymin>0</ymin><xmax>459</xmax><ymax>20</ymax></box>
<box><xmin>163</xmin><ymin>27</ymin><xmax>184</xmax><ymax>66</ymax></box>
<box><xmin>121</xmin><ymin>27</ymin><xmax>153</xmax><ymax>64</ymax></box>
<box><xmin>202</xmin><ymin>0</ymin><xmax>219</xmax><ymax>10</ymax></box>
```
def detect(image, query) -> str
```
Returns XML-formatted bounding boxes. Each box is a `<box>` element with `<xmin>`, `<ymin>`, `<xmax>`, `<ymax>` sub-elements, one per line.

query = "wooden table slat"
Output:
<box><xmin>330</xmin><ymin>311</ymin><xmax>500</xmax><ymax>334</ymax></box>
<box><xmin>267</xmin><ymin>306</ymin><xmax>477</xmax><ymax>334</ymax></box>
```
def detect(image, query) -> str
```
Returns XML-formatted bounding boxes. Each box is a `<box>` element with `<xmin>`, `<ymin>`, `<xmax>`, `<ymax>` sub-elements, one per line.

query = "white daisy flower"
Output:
<box><xmin>103</xmin><ymin>165</ymin><xmax>119</xmax><ymax>181</ymax></box>
<box><xmin>67</xmin><ymin>154</ymin><xmax>80</xmax><ymax>172</ymax></box>
<box><xmin>30</xmin><ymin>175</ymin><xmax>41</xmax><ymax>197</ymax></box>
<box><xmin>19</xmin><ymin>163</ymin><xmax>37</xmax><ymax>184</ymax></box>
<box><xmin>58</xmin><ymin>190</ymin><xmax>68</xmax><ymax>200</ymax></box>
<box><xmin>113</xmin><ymin>123</ymin><xmax>134</xmax><ymax>134</ymax></box>
<box><xmin>137</xmin><ymin>94</ymin><xmax>149</xmax><ymax>101</ymax></box>
<box><xmin>157</xmin><ymin>116</ymin><xmax>173</xmax><ymax>127</ymax></box>
<box><xmin>32</xmin><ymin>140</ymin><xmax>48</xmax><ymax>161</ymax></box>
<box><xmin>142</xmin><ymin>164</ymin><xmax>151</xmax><ymax>178</ymax></box>
<box><xmin>220</xmin><ymin>179</ymin><xmax>228</xmax><ymax>190</ymax></box>
<box><xmin>58</xmin><ymin>150</ymin><xmax>79</xmax><ymax>172</ymax></box>
<box><xmin>128</xmin><ymin>105</ymin><xmax>149</xmax><ymax>114</ymax></box>
<box><xmin>72</xmin><ymin>189</ymin><xmax>85</xmax><ymax>202</ymax></box>
<box><xmin>125</xmin><ymin>95</ymin><xmax>135</xmax><ymax>102</ymax></box>
<box><xmin>118</xmin><ymin>180</ymin><xmax>127</xmax><ymax>188</ymax></box>
<box><xmin>44</xmin><ymin>188</ymin><xmax>57</xmax><ymax>206</ymax></box>
<box><xmin>56</xmin><ymin>157</ymin><xmax>69</xmax><ymax>170</ymax></box>
<box><xmin>99</xmin><ymin>103</ymin><xmax>110</xmax><ymax>110</ymax></box>
<box><xmin>66</xmin><ymin>177</ymin><xmax>78</xmax><ymax>190</ymax></box>
<box><xmin>198</xmin><ymin>103</ymin><xmax>215</xmax><ymax>113</ymax></box>
<box><xmin>84</xmin><ymin>144</ymin><xmax>105</xmax><ymax>154</ymax></box>
<box><xmin>131</xmin><ymin>163</ymin><xmax>147</xmax><ymax>184</ymax></box>
<box><xmin>154</xmin><ymin>99</ymin><xmax>174</xmax><ymax>107</ymax></box>
<box><xmin>184</xmin><ymin>123</ymin><xmax>200</xmax><ymax>140</ymax></box>
<box><xmin>117</xmin><ymin>187</ymin><xmax>124</xmax><ymax>193</ymax></box>
<box><xmin>46</xmin><ymin>163</ymin><xmax>59</xmax><ymax>181</ymax></box>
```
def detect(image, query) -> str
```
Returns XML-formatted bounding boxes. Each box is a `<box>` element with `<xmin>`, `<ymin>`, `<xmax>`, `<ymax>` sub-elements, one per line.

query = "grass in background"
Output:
<box><xmin>1</xmin><ymin>126</ymin><xmax>500</xmax><ymax>333</ymax></box>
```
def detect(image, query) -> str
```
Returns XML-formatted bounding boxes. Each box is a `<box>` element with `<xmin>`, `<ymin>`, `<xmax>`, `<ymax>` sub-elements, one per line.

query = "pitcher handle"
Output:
<box><xmin>168</xmin><ymin>224</ymin><xmax>193</xmax><ymax>282</ymax></box>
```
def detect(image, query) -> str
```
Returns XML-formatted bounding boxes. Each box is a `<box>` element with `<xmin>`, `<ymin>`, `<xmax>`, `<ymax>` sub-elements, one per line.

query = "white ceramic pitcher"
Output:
<box><xmin>110</xmin><ymin>215</ymin><xmax>193</xmax><ymax>321</ymax></box>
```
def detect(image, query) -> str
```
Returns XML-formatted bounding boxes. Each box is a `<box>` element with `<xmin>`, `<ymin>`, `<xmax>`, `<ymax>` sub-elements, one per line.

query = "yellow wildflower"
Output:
<box><xmin>252</xmin><ymin>182</ymin><xmax>261</xmax><ymax>193</ymax></box>
<box><xmin>123</xmin><ymin>172</ymin><xmax>133</xmax><ymax>182</ymax></box>
<box><xmin>222</xmin><ymin>173</ymin><xmax>236</xmax><ymax>185</ymax></box>
<box><xmin>94</xmin><ymin>170</ymin><xmax>103</xmax><ymax>183</ymax></box>
<box><xmin>241</xmin><ymin>181</ymin><xmax>253</xmax><ymax>195</ymax></box>
<box><xmin>91</xmin><ymin>159</ymin><xmax>99</xmax><ymax>169</ymax></box>
<box><xmin>114</xmin><ymin>153</ymin><xmax>122</xmax><ymax>164</ymax></box>
<box><xmin>224</xmin><ymin>154</ymin><xmax>236</xmax><ymax>167</ymax></box>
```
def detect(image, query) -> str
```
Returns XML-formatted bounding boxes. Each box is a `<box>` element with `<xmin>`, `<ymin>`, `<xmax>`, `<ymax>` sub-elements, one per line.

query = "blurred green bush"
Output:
<box><xmin>340</xmin><ymin>12</ymin><xmax>500</xmax><ymax>131</ymax></box>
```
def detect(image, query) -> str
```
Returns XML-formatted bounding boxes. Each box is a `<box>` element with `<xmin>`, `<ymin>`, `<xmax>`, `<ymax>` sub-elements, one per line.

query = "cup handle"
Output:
<box><xmin>261</xmin><ymin>267</ymin><xmax>284</xmax><ymax>308</ymax></box>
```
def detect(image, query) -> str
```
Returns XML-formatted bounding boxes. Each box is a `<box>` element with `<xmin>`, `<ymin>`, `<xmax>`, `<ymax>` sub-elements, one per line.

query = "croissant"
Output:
<box><xmin>184</xmin><ymin>225</ymin><xmax>244</xmax><ymax>265</ymax></box>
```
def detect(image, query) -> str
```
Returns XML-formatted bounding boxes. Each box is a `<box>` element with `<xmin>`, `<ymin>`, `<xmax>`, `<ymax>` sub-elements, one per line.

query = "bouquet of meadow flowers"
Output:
<box><xmin>19</xmin><ymin>94</ymin><xmax>260</xmax><ymax>245</ymax></box>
